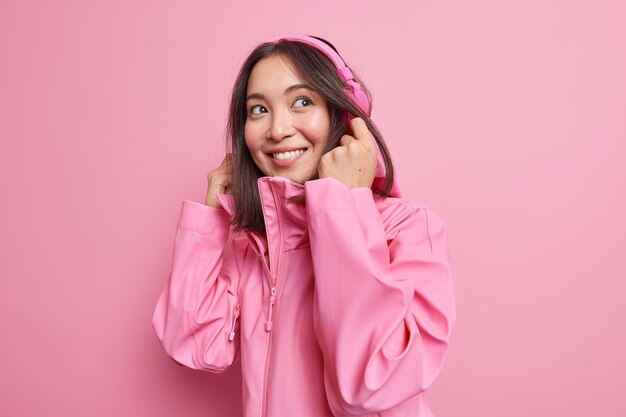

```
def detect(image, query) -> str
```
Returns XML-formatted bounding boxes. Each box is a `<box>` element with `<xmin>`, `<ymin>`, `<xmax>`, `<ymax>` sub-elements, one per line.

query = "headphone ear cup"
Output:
<box><xmin>344</xmin><ymin>80</ymin><xmax>371</xmax><ymax>116</ymax></box>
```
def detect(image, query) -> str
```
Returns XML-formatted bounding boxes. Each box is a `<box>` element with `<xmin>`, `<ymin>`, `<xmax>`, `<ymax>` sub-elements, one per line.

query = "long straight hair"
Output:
<box><xmin>227</xmin><ymin>37</ymin><xmax>395</xmax><ymax>233</ymax></box>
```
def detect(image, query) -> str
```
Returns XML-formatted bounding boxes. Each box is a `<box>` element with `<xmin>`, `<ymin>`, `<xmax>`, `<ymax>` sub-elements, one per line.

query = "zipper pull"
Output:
<box><xmin>265</xmin><ymin>287</ymin><xmax>277</xmax><ymax>332</ymax></box>
<box><xmin>228</xmin><ymin>303</ymin><xmax>240</xmax><ymax>341</ymax></box>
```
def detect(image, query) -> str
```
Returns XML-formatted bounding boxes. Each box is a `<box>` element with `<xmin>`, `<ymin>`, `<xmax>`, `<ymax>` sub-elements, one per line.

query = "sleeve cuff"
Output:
<box><xmin>350</xmin><ymin>186</ymin><xmax>380</xmax><ymax>221</ymax></box>
<box><xmin>177</xmin><ymin>199</ymin><xmax>231</xmax><ymax>235</ymax></box>
<box><xmin>304</xmin><ymin>177</ymin><xmax>380</xmax><ymax>221</ymax></box>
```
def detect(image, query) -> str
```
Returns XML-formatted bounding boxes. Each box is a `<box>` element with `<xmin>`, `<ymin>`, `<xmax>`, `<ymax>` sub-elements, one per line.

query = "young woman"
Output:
<box><xmin>152</xmin><ymin>35</ymin><xmax>456</xmax><ymax>417</ymax></box>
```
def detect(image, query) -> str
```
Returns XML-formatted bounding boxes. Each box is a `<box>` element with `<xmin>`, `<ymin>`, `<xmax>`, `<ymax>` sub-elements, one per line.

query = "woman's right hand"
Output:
<box><xmin>205</xmin><ymin>153</ymin><xmax>233</xmax><ymax>208</ymax></box>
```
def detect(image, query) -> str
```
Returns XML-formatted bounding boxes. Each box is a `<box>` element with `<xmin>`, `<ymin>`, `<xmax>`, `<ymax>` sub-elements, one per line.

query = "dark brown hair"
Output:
<box><xmin>227</xmin><ymin>37</ymin><xmax>395</xmax><ymax>233</ymax></box>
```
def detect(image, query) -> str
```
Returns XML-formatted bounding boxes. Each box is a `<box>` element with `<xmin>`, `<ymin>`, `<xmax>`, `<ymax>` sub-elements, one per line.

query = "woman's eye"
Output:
<box><xmin>249</xmin><ymin>105</ymin><xmax>266</xmax><ymax>115</ymax></box>
<box><xmin>293</xmin><ymin>97</ymin><xmax>311</xmax><ymax>108</ymax></box>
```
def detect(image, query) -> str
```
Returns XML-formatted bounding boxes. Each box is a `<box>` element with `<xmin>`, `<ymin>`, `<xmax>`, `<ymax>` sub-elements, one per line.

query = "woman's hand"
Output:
<box><xmin>318</xmin><ymin>117</ymin><xmax>377</xmax><ymax>189</ymax></box>
<box><xmin>205</xmin><ymin>153</ymin><xmax>233</xmax><ymax>208</ymax></box>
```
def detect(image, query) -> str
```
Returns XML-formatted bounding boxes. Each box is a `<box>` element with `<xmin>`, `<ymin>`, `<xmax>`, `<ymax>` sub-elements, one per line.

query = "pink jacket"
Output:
<box><xmin>152</xmin><ymin>147</ymin><xmax>456</xmax><ymax>417</ymax></box>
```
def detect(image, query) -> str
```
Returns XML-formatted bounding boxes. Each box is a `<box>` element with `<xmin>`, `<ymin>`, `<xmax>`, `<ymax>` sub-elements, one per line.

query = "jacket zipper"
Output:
<box><xmin>217</xmin><ymin>193</ymin><xmax>246</xmax><ymax>345</ymax></box>
<box><xmin>260</xmin><ymin>283</ymin><xmax>277</xmax><ymax>417</ymax></box>
<box><xmin>228</xmin><ymin>303</ymin><xmax>240</xmax><ymax>341</ymax></box>
<box><xmin>260</xmin><ymin>183</ymin><xmax>284</xmax><ymax>417</ymax></box>
<box><xmin>265</xmin><ymin>286</ymin><xmax>277</xmax><ymax>331</ymax></box>
<box><xmin>227</xmin><ymin>237</ymin><xmax>248</xmax><ymax>343</ymax></box>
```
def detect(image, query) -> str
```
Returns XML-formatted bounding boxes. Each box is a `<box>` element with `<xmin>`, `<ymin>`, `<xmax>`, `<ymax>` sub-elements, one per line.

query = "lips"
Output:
<box><xmin>268</xmin><ymin>148</ymin><xmax>307</xmax><ymax>160</ymax></box>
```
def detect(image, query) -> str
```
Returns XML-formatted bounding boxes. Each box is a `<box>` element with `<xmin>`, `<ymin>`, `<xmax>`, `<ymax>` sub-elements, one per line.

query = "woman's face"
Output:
<box><xmin>244</xmin><ymin>54</ymin><xmax>331</xmax><ymax>183</ymax></box>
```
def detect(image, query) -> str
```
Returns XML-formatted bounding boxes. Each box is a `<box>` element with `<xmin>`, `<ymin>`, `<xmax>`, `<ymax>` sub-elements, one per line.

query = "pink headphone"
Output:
<box><xmin>268</xmin><ymin>35</ymin><xmax>371</xmax><ymax>116</ymax></box>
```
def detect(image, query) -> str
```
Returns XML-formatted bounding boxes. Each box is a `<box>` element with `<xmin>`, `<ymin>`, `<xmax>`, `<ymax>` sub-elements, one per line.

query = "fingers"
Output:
<box><xmin>205</xmin><ymin>153</ymin><xmax>235</xmax><ymax>207</ymax></box>
<box><xmin>349</xmin><ymin>117</ymin><xmax>367</xmax><ymax>140</ymax></box>
<box><xmin>348</xmin><ymin>117</ymin><xmax>375</xmax><ymax>149</ymax></box>
<box><xmin>221</xmin><ymin>152</ymin><xmax>234</xmax><ymax>169</ymax></box>
<box><xmin>340</xmin><ymin>134</ymin><xmax>355</xmax><ymax>146</ymax></box>
<box><xmin>339</xmin><ymin>117</ymin><xmax>377</xmax><ymax>149</ymax></box>
<box><xmin>208</xmin><ymin>154</ymin><xmax>234</xmax><ymax>188</ymax></box>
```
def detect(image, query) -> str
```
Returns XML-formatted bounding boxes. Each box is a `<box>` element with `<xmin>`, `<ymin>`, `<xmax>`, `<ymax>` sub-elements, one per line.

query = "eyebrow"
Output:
<box><xmin>246</xmin><ymin>83</ymin><xmax>315</xmax><ymax>102</ymax></box>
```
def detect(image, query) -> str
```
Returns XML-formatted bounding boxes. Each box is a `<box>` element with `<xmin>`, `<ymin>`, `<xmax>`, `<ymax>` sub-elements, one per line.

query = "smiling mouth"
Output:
<box><xmin>270</xmin><ymin>148</ymin><xmax>306</xmax><ymax>160</ymax></box>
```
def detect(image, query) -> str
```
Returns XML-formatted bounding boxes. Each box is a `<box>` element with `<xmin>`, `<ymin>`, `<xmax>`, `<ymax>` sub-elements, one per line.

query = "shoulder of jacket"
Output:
<box><xmin>375</xmin><ymin>195</ymin><xmax>432</xmax><ymax>221</ymax></box>
<box><xmin>377</xmin><ymin>198</ymin><xmax>451</xmax><ymax>247</ymax></box>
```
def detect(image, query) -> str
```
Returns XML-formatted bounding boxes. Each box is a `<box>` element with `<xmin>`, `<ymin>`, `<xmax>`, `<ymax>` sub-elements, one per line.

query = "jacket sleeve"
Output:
<box><xmin>304</xmin><ymin>177</ymin><xmax>456</xmax><ymax>416</ymax></box>
<box><xmin>152</xmin><ymin>199</ymin><xmax>243</xmax><ymax>372</ymax></box>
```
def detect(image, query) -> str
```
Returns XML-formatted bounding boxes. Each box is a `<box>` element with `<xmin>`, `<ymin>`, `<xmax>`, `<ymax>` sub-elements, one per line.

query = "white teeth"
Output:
<box><xmin>272</xmin><ymin>149</ymin><xmax>305</xmax><ymax>160</ymax></box>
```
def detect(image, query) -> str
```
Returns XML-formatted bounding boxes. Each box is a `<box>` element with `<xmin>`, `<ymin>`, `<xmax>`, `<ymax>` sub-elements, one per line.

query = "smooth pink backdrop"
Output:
<box><xmin>1</xmin><ymin>1</ymin><xmax>624</xmax><ymax>416</ymax></box>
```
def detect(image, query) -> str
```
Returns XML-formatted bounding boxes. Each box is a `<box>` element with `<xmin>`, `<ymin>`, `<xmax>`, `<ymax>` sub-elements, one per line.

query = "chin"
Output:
<box><xmin>291</xmin><ymin>171</ymin><xmax>319</xmax><ymax>183</ymax></box>
<box><xmin>265</xmin><ymin>165</ymin><xmax>312</xmax><ymax>181</ymax></box>
<box><xmin>271</xmin><ymin>170</ymin><xmax>316</xmax><ymax>183</ymax></box>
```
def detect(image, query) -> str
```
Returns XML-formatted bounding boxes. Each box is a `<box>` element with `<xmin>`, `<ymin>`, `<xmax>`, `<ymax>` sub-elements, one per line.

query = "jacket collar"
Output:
<box><xmin>216</xmin><ymin>176</ymin><xmax>306</xmax><ymax>218</ymax></box>
<box><xmin>217</xmin><ymin>177</ymin><xmax>309</xmax><ymax>255</ymax></box>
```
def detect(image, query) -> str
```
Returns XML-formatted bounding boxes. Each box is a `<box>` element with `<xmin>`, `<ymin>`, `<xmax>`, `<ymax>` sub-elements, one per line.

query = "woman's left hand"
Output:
<box><xmin>318</xmin><ymin>117</ymin><xmax>378</xmax><ymax>189</ymax></box>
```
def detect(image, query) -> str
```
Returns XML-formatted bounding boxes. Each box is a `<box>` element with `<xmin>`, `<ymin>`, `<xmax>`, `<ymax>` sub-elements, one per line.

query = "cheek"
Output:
<box><xmin>244</xmin><ymin>123</ymin><xmax>260</xmax><ymax>152</ymax></box>
<box><xmin>303</xmin><ymin>112</ymin><xmax>331</xmax><ymax>145</ymax></box>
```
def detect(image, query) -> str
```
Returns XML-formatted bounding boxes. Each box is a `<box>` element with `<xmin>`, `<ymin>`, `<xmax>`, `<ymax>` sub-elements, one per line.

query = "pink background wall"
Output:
<box><xmin>1</xmin><ymin>0</ymin><xmax>624</xmax><ymax>416</ymax></box>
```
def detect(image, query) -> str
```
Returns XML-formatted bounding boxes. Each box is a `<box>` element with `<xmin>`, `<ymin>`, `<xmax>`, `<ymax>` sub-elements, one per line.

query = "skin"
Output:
<box><xmin>205</xmin><ymin>54</ymin><xmax>377</xmax><ymax>208</ymax></box>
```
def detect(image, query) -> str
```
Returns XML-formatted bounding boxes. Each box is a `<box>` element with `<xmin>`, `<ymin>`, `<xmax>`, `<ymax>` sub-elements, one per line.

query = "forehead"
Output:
<box><xmin>247</xmin><ymin>55</ymin><xmax>303</xmax><ymax>94</ymax></box>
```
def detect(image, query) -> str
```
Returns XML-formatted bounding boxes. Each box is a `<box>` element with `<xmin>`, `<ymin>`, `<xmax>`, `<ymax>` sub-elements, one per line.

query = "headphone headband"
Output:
<box><xmin>268</xmin><ymin>35</ymin><xmax>371</xmax><ymax>116</ymax></box>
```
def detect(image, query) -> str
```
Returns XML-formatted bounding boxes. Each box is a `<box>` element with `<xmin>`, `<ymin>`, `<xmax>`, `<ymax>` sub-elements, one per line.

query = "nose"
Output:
<box><xmin>266</xmin><ymin>108</ymin><xmax>295</xmax><ymax>142</ymax></box>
